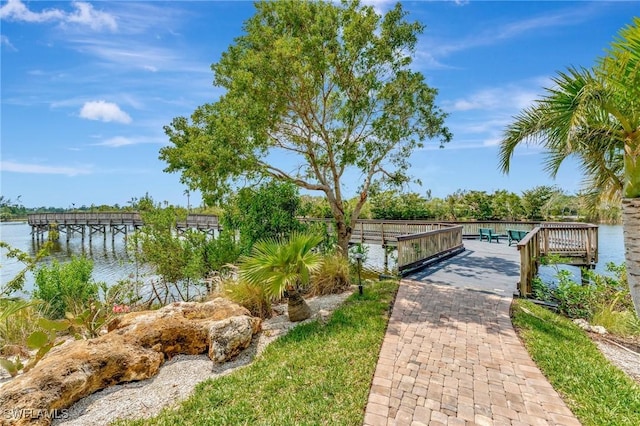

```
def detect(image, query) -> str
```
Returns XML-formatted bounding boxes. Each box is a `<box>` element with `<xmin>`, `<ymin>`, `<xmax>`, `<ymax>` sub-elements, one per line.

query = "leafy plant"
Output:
<box><xmin>554</xmin><ymin>273</ymin><xmax>596</xmax><ymax>319</ymax></box>
<box><xmin>0</xmin><ymin>298</ymin><xmax>43</xmax><ymax>348</ymax></box>
<box><xmin>309</xmin><ymin>253</ymin><xmax>351</xmax><ymax>296</ymax></box>
<box><xmin>240</xmin><ymin>232</ymin><xmax>324</xmax><ymax>321</ymax></box>
<box><xmin>0</xmin><ymin>241</ymin><xmax>52</xmax><ymax>296</ymax></box>
<box><xmin>222</xmin><ymin>181</ymin><xmax>303</xmax><ymax>253</ymax></box>
<box><xmin>32</xmin><ymin>257</ymin><xmax>101</xmax><ymax>319</ymax></box>
<box><xmin>222</xmin><ymin>278</ymin><xmax>272</xmax><ymax>319</ymax></box>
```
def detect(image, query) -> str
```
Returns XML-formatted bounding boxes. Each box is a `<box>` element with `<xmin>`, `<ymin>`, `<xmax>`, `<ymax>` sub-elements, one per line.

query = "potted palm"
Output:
<box><xmin>240</xmin><ymin>232</ymin><xmax>323</xmax><ymax>322</ymax></box>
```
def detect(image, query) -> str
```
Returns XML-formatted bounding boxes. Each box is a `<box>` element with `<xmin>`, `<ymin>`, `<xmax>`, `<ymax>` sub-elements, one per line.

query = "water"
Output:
<box><xmin>1</xmin><ymin>222</ymin><xmax>142</xmax><ymax>298</ymax></box>
<box><xmin>0</xmin><ymin>222</ymin><xmax>626</xmax><ymax>297</ymax></box>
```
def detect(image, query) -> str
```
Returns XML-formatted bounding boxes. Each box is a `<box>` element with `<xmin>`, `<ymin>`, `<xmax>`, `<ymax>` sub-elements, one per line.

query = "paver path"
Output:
<box><xmin>364</xmin><ymin>240</ymin><xmax>581</xmax><ymax>426</ymax></box>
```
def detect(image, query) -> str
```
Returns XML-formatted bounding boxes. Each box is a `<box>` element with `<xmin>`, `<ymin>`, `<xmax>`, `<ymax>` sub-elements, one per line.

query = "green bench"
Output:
<box><xmin>478</xmin><ymin>228</ymin><xmax>500</xmax><ymax>243</ymax></box>
<box><xmin>507</xmin><ymin>229</ymin><xmax>528</xmax><ymax>246</ymax></box>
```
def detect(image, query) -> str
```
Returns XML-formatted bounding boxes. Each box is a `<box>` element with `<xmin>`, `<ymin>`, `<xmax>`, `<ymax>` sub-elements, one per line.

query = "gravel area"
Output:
<box><xmin>592</xmin><ymin>337</ymin><xmax>640</xmax><ymax>384</ymax></box>
<box><xmin>51</xmin><ymin>291</ymin><xmax>353</xmax><ymax>426</ymax></box>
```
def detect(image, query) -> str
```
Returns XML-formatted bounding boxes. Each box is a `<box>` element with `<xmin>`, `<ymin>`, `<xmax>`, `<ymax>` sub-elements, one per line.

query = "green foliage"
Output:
<box><xmin>370</xmin><ymin>191</ymin><xmax>434</xmax><ymax>220</ymax></box>
<box><xmin>498</xmin><ymin>18</ymin><xmax>640</xmax><ymax>315</ymax></box>
<box><xmin>521</xmin><ymin>185</ymin><xmax>561</xmax><ymax>220</ymax></box>
<box><xmin>533</xmin><ymin>261</ymin><xmax>636</xmax><ymax>327</ymax></box>
<box><xmin>203</xmin><ymin>230</ymin><xmax>242</xmax><ymax>273</ymax></box>
<box><xmin>299</xmin><ymin>195</ymin><xmax>333</xmax><ymax>218</ymax></box>
<box><xmin>132</xmin><ymin>199</ymin><xmax>210</xmax><ymax>302</ymax></box>
<box><xmin>553</xmin><ymin>272</ymin><xmax>596</xmax><ymax>319</ymax></box>
<box><xmin>222</xmin><ymin>181</ymin><xmax>303</xmax><ymax>252</ymax></box>
<box><xmin>0</xmin><ymin>241</ymin><xmax>52</xmax><ymax>296</ymax></box>
<box><xmin>33</xmin><ymin>257</ymin><xmax>101</xmax><ymax>319</ymax></box>
<box><xmin>513</xmin><ymin>300</ymin><xmax>640</xmax><ymax>426</ymax></box>
<box><xmin>309</xmin><ymin>253</ymin><xmax>351</xmax><ymax>296</ymax></box>
<box><xmin>0</xmin><ymin>298</ymin><xmax>43</xmax><ymax>348</ymax></box>
<box><xmin>240</xmin><ymin>232</ymin><xmax>324</xmax><ymax>299</ymax></box>
<box><xmin>301</xmin><ymin>221</ymin><xmax>338</xmax><ymax>255</ymax></box>
<box><xmin>161</xmin><ymin>0</ymin><xmax>451</xmax><ymax>254</ymax></box>
<box><xmin>222</xmin><ymin>278</ymin><xmax>272</xmax><ymax>319</ymax></box>
<box><xmin>531</xmin><ymin>277</ymin><xmax>553</xmax><ymax>301</ymax></box>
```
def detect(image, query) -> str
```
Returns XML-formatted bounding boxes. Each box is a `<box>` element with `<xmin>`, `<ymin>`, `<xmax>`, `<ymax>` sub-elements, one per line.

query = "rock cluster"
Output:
<box><xmin>0</xmin><ymin>298</ymin><xmax>260</xmax><ymax>426</ymax></box>
<box><xmin>573</xmin><ymin>318</ymin><xmax>608</xmax><ymax>335</ymax></box>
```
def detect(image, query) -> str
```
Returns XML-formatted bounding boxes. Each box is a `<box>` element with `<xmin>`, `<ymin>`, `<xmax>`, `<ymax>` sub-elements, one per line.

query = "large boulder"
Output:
<box><xmin>0</xmin><ymin>298</ymin><xmax>261</xmax><ymax>426</ymax></box>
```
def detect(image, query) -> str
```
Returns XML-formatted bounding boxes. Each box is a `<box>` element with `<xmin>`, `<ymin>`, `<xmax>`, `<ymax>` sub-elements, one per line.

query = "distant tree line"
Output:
<box><xmin>0</xmin><ymin>184</ymin><xmax>622</xmax><ymax>224</ymax></box>
<box><xmin>299</xmin><ymin>185</ymin><xmax>622</xmax><ymax>224</ymax></box>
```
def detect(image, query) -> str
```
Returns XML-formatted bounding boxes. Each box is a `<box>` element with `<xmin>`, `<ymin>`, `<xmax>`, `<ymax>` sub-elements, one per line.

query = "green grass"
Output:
<box><xmin>116</xmin><ymin>280</ymin><xmax>398</xmax><ymax>426</ymax></box>
<box><xmin>512</xmin><ymin>299</ymin><xmax>640</xmax><ymax>426</ymax></box>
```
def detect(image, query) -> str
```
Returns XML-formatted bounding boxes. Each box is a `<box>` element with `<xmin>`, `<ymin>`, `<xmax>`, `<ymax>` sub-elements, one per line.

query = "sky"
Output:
<box><xmin>1</xmin><ymin>0</ymin><xmax>639</xmax><ymax>210</ymax></box>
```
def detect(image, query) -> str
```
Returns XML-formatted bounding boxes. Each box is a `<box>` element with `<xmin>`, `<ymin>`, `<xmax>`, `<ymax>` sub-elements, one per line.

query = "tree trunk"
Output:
<box><xmin>335</xmin><ymin>220</ymin><xmax>352</xmax><ymax>258</ymax></box>
<box><xmin>622</xmin><ymin>198</ymin><xmax>640</xmax><ymax>318</ymax></box>
<box><xmin>287</xmin><ymin>287</ymin><xmax>311</xmax><ymax>322</ymax></box>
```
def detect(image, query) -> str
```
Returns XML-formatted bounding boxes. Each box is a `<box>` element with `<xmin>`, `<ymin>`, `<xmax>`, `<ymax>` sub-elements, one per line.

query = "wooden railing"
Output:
<box><xmin>396</xmin><ymin>224</ymin><xmax>464</xmax><ymax>273</ymax></box>
<box><xmin>299</xmin><ymin>218</ymin><xmax>539</xmax><ymax>243</ymax></box>
<box><xmin>517</xmin><ymin>223</ymin><xmax>598</xmax><ymax>295</ymax></box>
<box><xmin>27</xmin><ymin>213</ymin><xmax>220</xmax><ymax>230</ymax></box>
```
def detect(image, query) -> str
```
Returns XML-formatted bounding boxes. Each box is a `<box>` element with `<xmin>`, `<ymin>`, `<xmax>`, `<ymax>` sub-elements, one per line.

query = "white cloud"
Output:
<box><xmin>0</xmin><ymin>0</ymin><xmax>116</xmax><ymax>31</ymax></box>
<box><xmin>65</xmin><ymin>1</ymin><xmax>117</xmax><ymax>31</ymax></box>
<box><xmin>94</xmin><ymin>135</ymin><xmax>166</xmax><ymax>148</ymax></box>
<box><xmin>79</xmin><ymin>101</ymin><xmax>132</xmax><ymax>124</ymax></box>
<box><xmin>97</xmin><ymin>136</ymin><xmax>136</xmax><ymax>147</ymax></box>
<box><xmin>422</xmin><ymin>3</ymin><xmax>601</xmax><ymax>60</ymax></box>
<box><xmin>1</xmin><ymin>34</ymin><xmax>16</xmax><ymax>50</ymax></box>
<box><xmin>0</xmin><ymin>160</ymin><xmax>92</xmax><ymax>176</ymax></box>
<box><xmin>445</xmin><ymin>84</ymin><xmax>541</xmax><ymax>113</ymax></box>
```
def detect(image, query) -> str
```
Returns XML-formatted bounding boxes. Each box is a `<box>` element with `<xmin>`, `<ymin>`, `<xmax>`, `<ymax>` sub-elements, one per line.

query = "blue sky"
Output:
<box><xmin>1</xmin><ymin>1</ymin><xmax>638</xmax><ymax>209</ymax></box>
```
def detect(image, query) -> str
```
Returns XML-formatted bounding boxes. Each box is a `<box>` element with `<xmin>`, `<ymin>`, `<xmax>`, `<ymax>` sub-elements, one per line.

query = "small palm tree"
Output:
<box><xmin>240</xmin><ymin>232</ymin><xmax>324</xmax><ymax>321</ymax></box>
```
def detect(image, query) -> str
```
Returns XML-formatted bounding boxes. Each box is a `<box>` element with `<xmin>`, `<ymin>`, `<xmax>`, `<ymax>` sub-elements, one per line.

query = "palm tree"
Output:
<box><xmin>240</xmin><ymin>232</ymin><xmax>324</xmax><ymax>321</ymax></box>
<box><xmin>498</xmin><ymin>18</ymin><xmax>640</xmax><ymax>317</ymax></box>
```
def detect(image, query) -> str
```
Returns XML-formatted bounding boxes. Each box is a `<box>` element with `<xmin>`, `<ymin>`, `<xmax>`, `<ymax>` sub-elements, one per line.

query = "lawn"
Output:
<box><xmin>116</xmin><ymin>280</ymin><xmax>398</xmax><ymax>426</ymax></box>
<box><xmin>512</xmin><ymin>299</ymin><xmax>640</xmax><ymax>426</ymax></box>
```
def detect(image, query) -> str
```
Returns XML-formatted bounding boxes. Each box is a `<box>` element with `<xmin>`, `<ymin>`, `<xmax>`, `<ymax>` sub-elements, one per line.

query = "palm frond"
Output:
<box><xmin>239</xmin><ymin>232</ymin><xmax>324</xmax><ymax>299</ymax></box>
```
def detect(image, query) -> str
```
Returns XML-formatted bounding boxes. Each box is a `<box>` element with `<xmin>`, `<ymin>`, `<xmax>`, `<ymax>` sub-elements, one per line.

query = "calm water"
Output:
<box><xmin>1</xmin><ymin>222</ymin><xmax>143</xmax><ymax>297</ymax></box>
<box><xmin>0</xmin><ymin>222</ymin><xmax>626</xmax><ymax>297</ymax></box>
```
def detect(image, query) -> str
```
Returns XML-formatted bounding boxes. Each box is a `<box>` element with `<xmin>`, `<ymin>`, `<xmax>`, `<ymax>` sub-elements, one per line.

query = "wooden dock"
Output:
<box><xmin>27</xmin><ymin>214</ymin><xmax>597</xmax><ymax>296</ymax></box>
<box><xmin>27</xmin><ymin>213</ymin><xmax>220</xmax><ymax>243</ymax></box>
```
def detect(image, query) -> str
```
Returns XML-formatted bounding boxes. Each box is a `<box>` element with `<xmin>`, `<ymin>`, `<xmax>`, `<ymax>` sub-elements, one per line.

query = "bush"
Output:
<box><xmin>553</xmin><ymin>273</ymin><xmax>596</xmax><ymax>319</ymax></box>
<box><xmin>33</xmin><ymin>257</ymin><xmax>101</xmax><ymax>319</ymax></box>
<box><xmin>309</xmin><ymin>253</ymin><xmax>351</xmax><ymax>296</ymax></box>
<box><xmin>222</xmin><ymin>278</ymin><xmax>272</xmax><ymax>319</ymax></box>
<box><xmin>533</xmin><ymin>262</ymin><xmax>637</xmax><ymax>330</ymax></box>
<box><xmin>0</xmin><ymin>299</ymin><xmax>44</xmax><ymax>349</ymax></box>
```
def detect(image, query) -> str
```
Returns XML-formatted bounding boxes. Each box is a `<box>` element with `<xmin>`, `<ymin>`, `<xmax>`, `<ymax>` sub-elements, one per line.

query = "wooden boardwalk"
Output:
<box><xmin>364</xmin><ymin>239</ymin><xmax>581</xmax><ymax>425</ymax></box>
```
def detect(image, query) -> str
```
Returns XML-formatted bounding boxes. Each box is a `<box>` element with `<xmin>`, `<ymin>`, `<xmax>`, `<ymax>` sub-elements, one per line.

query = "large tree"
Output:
<box><xmin>161</xmin><ymin>0</ymin><xmax>451</xmax><ymax>255</ymax></box>
<box><xmin>498</xmin><ymin>18</ymin><xmax>640</xmax><ymax>316</ymax></box>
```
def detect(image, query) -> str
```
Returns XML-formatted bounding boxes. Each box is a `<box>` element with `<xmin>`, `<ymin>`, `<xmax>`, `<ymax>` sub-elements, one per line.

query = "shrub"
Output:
<box><xmin>553</xmin><ymin>270</ymin><xmax>596</xmax><ymax>319</ymax></box>
<box><xmin>0</xmin><ymin>299</ymin><xmax>44</xmax><ymax>349</ymax></box>
<box><xmin>33</xmin><ymin>257</ymin><xmax>101</xmax><ymax>319</ymax></box>
<box><xmin>309</xmin><ymin>253</ymin><xmax>351</xmax><ymax>296</ymax></box>
<box><xmin>222</xmin><ymin>278</ymin><xmax>272</xmax><ymax>319</ymax></box>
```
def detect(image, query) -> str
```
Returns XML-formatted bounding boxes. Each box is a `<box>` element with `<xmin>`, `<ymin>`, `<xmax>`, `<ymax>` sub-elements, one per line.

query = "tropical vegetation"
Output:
<box><xmin>499</xmin><ymin>17</ymin><xmax>640</xmax><ymax>316</ymax></box>
<box><xmin>160</xmin><ymin>0</ymin><xmax>451</xmax><ymax>256</ymax></box>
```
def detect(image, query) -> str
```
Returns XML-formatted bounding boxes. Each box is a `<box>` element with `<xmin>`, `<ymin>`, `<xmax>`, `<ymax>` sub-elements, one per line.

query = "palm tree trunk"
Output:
<box><xmin>622</xmin><ymin>198</ymin><xmax>640</xmax><ymax>318</ymax></box>
<box><xmin>287</xmin><ymin>287</ymin><xmax>311</xmax><ymax>322</ymax></box>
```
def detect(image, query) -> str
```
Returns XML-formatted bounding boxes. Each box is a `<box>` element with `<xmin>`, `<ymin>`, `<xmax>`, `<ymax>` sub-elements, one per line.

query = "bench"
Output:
<box><xmin>507</xmin><ymin>229</ymin><xmax>528</xmax><ymax>246</ymax></box>
<box><xmin>478</xmin><ymin>228</ymin><xmax>500</xmax><ymax>243</ymax></box>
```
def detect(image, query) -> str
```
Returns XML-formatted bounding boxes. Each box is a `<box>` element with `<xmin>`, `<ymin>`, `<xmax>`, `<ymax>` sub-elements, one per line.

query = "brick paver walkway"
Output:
<box><xmin>363</xmin><ymin>240</ymin><xmax>581</xmax><ymax>426</ymax></box>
